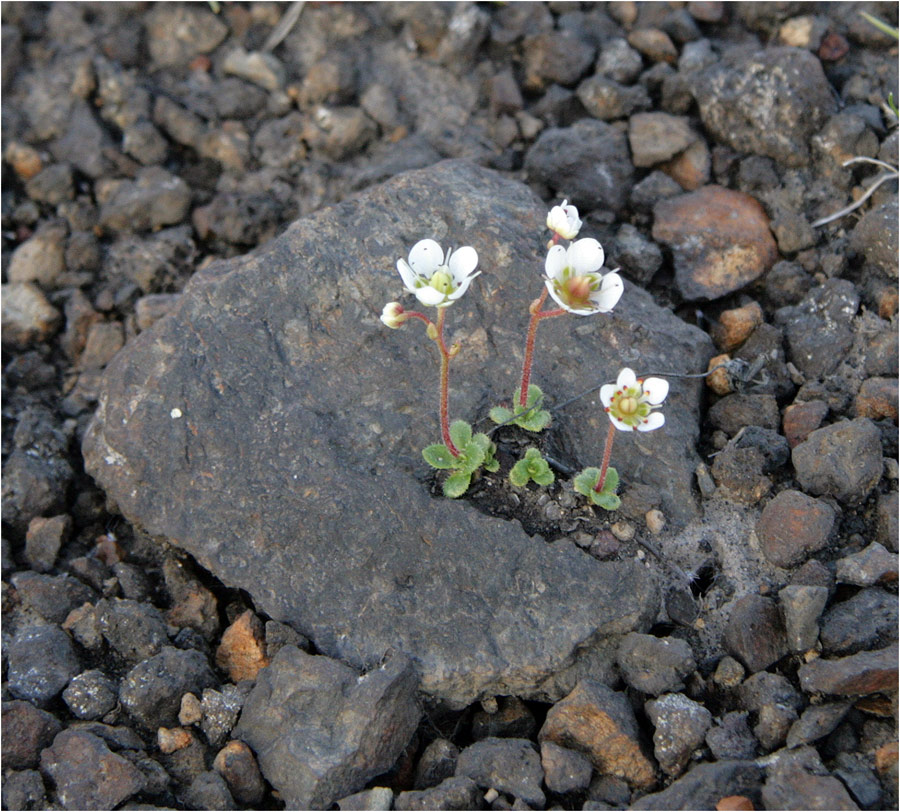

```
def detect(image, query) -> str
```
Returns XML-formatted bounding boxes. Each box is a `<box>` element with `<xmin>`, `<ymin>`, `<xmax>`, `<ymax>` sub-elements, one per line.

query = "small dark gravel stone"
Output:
<box><xmin>213</xmin><ymin>739</ymin><xmax>266</xmax><ymax>807</ymax></box>
<box><xmin>762</xmin><ymin>746</ymin><xmax>858</xmax><ymax>811</ymax></box>
<box><xmin>754</xmin><ymin>702</ymin><xmax>799</xmax><ymax>753</ymax></box>
<box><xmin>97</xmin><ymin>597</ymin><xmax>168</xmax><ymax>662</ymax></box>
<box><xmin>724</xmin><ymin>595</ymin><xmax>788</xmax><ymax>673</ymax></box>
<box><xmin>522</xmin><ymin>30</ymin><xmax>595</xmax><ymax>91</ymax></box>
<box><xmin>62</xmin><ymin>669</ymin><xmax>119</xmax><ymax>721</ymax></box>
<box><xmin>40</xmin><ymin>729</ymin><xmax>146</xmax><ymax>811</ymax></box>
<box><xmin>1</xmin><ymin>700</ymin><xmax>64</xmax><ymax>769</ymax></box>
<box><xmin>738</xmin><ymin>671</ymin><xmax>803</xmax><ymax>714</ymax></box>
<box><xmin>832</xmin><ymin>752</ymin><xmax>884</xmax><ymax>809</ymax></box>
<box><xmin>776</xmin><ymin>279</ymin><xmax>860</xmax><ymax>379</ymax></box>
<box><xmin>778</xmin><ymin>584</ymin><xmax>829</xmax><ymax>653</ymax></box>
<box><xmin>7</xmin><ymin>625</ymin><xmax>81</xmax><ymax>707</ymax></box>
<box><xmin>98</xmin><ymin>167</ymin><xmax>192</xmax><ymax>234</ymax></box>
<box><xmin>644</xmin><ymin>692</ymin><xmax>712</xmax><ymax>777</ymax></box>
<box><xmin>612</xmin><ymin>223</ymin><xmax>663</xmax><ymax>285</ymax></box>
<box><xmin>414</xmin><ymin>738</ymin><xmax>459</xmax><ymax>790</ymax></box>
<box><xmin>1</xmin><ymin>448</ymin><xmax>73</xmax><ymax>534</ymax></box>
<box><xmin>119</xmin><ymin>646</ymin><xmax>217</xmax><ymax>730</ymax></box>
<box><xmin>786</xmin><ymin>701</ymin><xmax>853</xmax><ymax>749</ymax></box>
<box><xmin>617</xmin><ymin>632</ymin><xmax>696</xmax><ymax>695</ymax></box>
<box><xmin>819</xmin><ymin>587</ymin><xmax>898</xmax><ymax>656</ymax></box>
<box><xmin>792</xmin><ymin>418</ymin><xmax>883</xmax><ymax>505</ymax></box>
<box><xmin>631</xmin><ymin>760</ymin><xmax>763</xmax><ymax>810</ymax></box>
<box><xmin>850</xmin><ymin>198</ymin><xmax>899</xmax><ymax>278</ymax></box>
<box><xmin>835</xmin><ymin>542</ymin><xmax>898</xmax><ymax>587</ymax></box>
<box><xmin>798</xmin><ymin>643</ymin><xmax>899</xmax><ymax>695</ymax></box>
<box><xmin>540</xmin><ymin>740</ymin><xmax>593</xmax><ymax>794</ymax></box>
<box><xmin>706</xmin><ymin>711</ymin><xmax>757</xmax><ymax>760</ymax></box>
<box><xmin>577</xmin><ymin>75</ymin><xmax>651</xmax><ymax>121</ymax></box>
<box><xmin>524</xmin><ymin>119</ymin><xmax>633</xmax><ymax>212</ymax></box>
<box><xmin>876</xmin><ymin>491</ymin><xmax>899</xmax><ymax>552</ymax></box>
<box><xmin>25</xmin><ymin>163</ymin><xmax>74</xmax><ymax>206</ymax></box>
<box><xmin>179</xmin><ymin>770</ymin><xmax>235</xmax><ymax>811</ymax></box>
<box><xmin>455</xmin><ymin>737</ymin><xmax>545</xmax><ymax>807</ymax></box>
<box><xmin>23</xmin><ymin>514</ymin><xmax>70</xmax><ymax>572</ymax></box>
<box><xmin>708</xmin><ymin>393</ymin><xmax>781</xmax><ymax>436</ymax></box>
<box><xmin>395</xmin><ymin>776</ymin><xmax>483</xmax><ymax>811</ymax></box>
<box><xmin>2</xmin><ymin>769</ymin><xmax>47</xmax><ymax>811</ymax></box>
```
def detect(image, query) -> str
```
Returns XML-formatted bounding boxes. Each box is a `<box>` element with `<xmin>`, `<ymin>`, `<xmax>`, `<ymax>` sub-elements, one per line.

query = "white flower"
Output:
<box><xmin>600</xmin><ymin>368</ymin><xmax>669</xmax><ymax>432</ymax></box>
<box><xmin>543</xmin><ymin>238</ymin><xmax>623</xmax><ymax>315</ymax></box>
<box><xmin>380</xmin><ymin>301</ymin><xmax>408</xmax><ymax>328</ymax></box>
<box><xmin>396</xmin><ymin>239</ymin><xmax>480</xmax><ymax>308</ymax></box>
<box><xmin>546</xmin><ymin>199</ymin><xmax>582</xmax><ymax>240</ymax></box>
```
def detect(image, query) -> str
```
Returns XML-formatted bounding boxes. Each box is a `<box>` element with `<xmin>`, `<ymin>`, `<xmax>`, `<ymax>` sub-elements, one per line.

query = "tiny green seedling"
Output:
<box><xmin>423</xmin><ymin>420</ymin><xmax>499</xmax><ymax>498</ymax></box>
<box><xmin>509</xmin><ymin>447</ymin><xmax>555</xmax><ymax>488</ymax></box>
<box><xmin>574</xmin><ymin>466</ymin><xmax>620</xmax><ymax>510</ymax></box>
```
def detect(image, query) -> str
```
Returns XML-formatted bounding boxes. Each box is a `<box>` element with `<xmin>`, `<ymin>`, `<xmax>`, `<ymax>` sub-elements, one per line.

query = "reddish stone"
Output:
<box><xmin>855</xmin><ymin>377</ymin><xmax>899</xmax><ymax>423</ymax></box>
<box><xmin>661</xmin><ymin>140</ymin><xmax>711</xmax><ymax>191</ymax></box>
<box><xmin>540</xmin><ymin>681</ymin><xmax>655</xmax><ymax>789</ymax></box>
<box><xmin>215</xmin><ymin>610</ymin><xmax>270</xmax><ymax>682</ymax></box>
<box><xmin>818</xmin><ymin>32</ymin><xmax>850</xmax><ymax>62</ymax></box>
<box><xmin>783</xmin><ymin>400</ymin><xmax>828</xmax><ymax>448</ymax></box>
<box><xmin>798</xmin><ymin>644</ymin><xmax>898</xmax><ymax>695</ymax></box>
<box><xmin>756</xmin><ymin>490</ymin><xmax>835</xmax><ymax>568</ymax></box>
<box><xmin>717</xmin><ymin>796</ymin><xmax>754</xmax><ymax>811</ymax></box>
<box><xmin>652</xmin><ymin>186</ymin><xmax>778</xmax><ymax>301</ymax></box>
<box><xmin>712</xmin><ymin>302</ymin><xmax>764</xmax><ymax>352</ymax></box>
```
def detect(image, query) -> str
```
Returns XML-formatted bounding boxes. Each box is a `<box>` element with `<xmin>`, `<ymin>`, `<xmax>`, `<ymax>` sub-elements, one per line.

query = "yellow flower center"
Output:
<box><xmin>617</xmin><ymin>395</ymin><xmax>639</xmax><ymax>415</ymax></box>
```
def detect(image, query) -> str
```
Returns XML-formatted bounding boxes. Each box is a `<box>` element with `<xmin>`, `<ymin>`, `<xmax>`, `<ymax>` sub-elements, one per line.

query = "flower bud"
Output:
<box><xmin>546</xmin><ymin>199</ymin><xmax>582</xmax><ymax>240</ymax></box>
<box><xmin>380</xmin><ymin>302</ymin><xmax>408</xmax><ymax>329</ymax></box>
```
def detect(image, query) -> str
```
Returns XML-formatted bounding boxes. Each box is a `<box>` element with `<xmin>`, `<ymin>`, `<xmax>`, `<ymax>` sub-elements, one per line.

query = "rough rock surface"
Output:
<box><xmin>83</xmin><ymin>161</ymin><xmax>715</xmax><ymax>704</ymax></box>
<box><xmin>233</xmin><ymin>646</ymin><xmax>420</xmax><ymax>810</ymax></box>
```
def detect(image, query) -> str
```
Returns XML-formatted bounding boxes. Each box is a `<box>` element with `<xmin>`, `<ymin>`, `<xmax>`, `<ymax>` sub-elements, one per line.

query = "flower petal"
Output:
<box><xmin>408</xmin><ymin>239</ymin><xmax>443</xmax><ymax>276</ymax></box>
<box><xmin>642</xmin><ymin>377</ymin><xmax>669</xmax><ymax>405</ymax></box>
<box><xmin>637</xmin><ymin>412</ymin><xmax>665</xmax><ymax>432</ymax></box>
<box><xmin>414</xmin><ymin>285</ymin><xmax>446</xmax><ymax>307</ymax></box>
<box><xmin>568</xmin><ymin>238</ymin><xmax>605</xmax><ymax>274</ymax></box>
<box><xmin>448</xmin><ymin>245</ymin><xmax>478</xmax><ymax>281</ymax></box>
<box><xmin>396</xmin><ymin>258</ymin><xmax>419</xmax><ymax>292</ymax></box>
<box><xmin>448</xmin><ymin>271</ymin><xmax>480</xmax><ymax>300</ymax></box>
<box><xmin>592</xmin><ymin>272</ymin><xmax>623</xmax><ymax>312</ymax></box>
<box><xmin>616</xmin><ymin>368</ymin><xmax>637</xmax><ymax>389</ymax></box>
<box><xmin>544</xmin><ymin>244</ymin><xmax>568</xmax><ymax>279</ymax></box>
<box><xmin>599</xmin><ymin>384</ymin><xmax>616</xmax><ymax>408</ymax></box>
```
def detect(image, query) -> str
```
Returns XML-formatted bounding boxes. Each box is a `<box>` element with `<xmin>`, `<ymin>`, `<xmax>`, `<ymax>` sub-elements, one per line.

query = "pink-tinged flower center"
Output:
<box><xmin>562</xmin><ymin>275</ymin><xmax>591</xmax><ymax>307</ymax></box>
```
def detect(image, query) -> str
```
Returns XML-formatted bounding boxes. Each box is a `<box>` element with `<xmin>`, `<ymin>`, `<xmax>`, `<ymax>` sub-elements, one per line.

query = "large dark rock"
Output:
<box><xmin>84</xmin><ymin>161</ymin><xmax>712</xmax><ymax>705</ymax></box>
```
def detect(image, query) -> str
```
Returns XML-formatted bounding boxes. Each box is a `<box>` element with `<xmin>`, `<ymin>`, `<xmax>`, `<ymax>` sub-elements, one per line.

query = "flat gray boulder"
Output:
<box><xmin>84</xmin><ymin>161</ymin><xmax>712</xmax><ymax>705</ymax></box>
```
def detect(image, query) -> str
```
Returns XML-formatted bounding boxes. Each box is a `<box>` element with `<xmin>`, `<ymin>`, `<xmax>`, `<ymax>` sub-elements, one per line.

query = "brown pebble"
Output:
<box><xmin>4</xmin><ymin>142</ymin><xmax>43</xmax><ymax>180</ymax></box>
<box><xmin>782</xmin><ymin>400</ymin><xmax>828</xmax><ymax>448</ymax></box>
<box><xmin>818</xmin><ymin>31</ymin><xmax>850</xmax><ymax>61</ymax></box>
<box><xmin>712</xmin><ymin>302</ymin><xmax>763</xmax><ymax>352</ymax></box>
<box><xmin>215</xmin><ymin>609</ymin><xmax>270</xmax><ymax>682</ymax></box>
<box><xmin>707</xmin><ymin>353</ymin><xmax>733</xmax><ymax>395</ymax></box>
<box><xmin>179</xmin><ymin>692</ymin><xmax>203</xmax><ymax>726</ymax></box>
<box><xmin>95</xmin><ymin>534</ymin><xmax>125</xmax><ymax>565</ymax></box>
<box><xmin>855</xmin><ymin>377</ymin><xmax>899</xmax><ymax>423</ymax></box>
<box><xmin>660</xmin><ymin>139</ymin><xmax>711</xmax><ymax>191</ymax></box>
<box><xmin>645</xmin><ymin>509</ymin><xmax>665</xmax><ymax>534</ymax></box>
<box><xmin>717</xmin><ymin>795</ymin><xmax>754</xmax><ymax>811</ymax></box>
<box><xmin>652</xmin><ymin>186</ymin><xmax>778</xmax><ymax>301</ymax></box>
<box><xmin>158</xmin><ymin>726</ymin><xmax>194</xmax><ymax>754</ymax></box>
<box><xmin>755</xmin><ymin>490</ymin><xmax>835</xmax><ymax>568</ymax></box>
<box><xmin>627</xmin><ymin>28</ymin><xmax>678</xmax><ymax>64</ymax></box>
<box><xmin>213</xmin><ymin>740</ymin><xmax>266</xmax><ymax>806</ymax></box>
<box><xmin>875</xmin><ymin>285</ymin><xmax>898</xmax><ymax>320</ymax></box>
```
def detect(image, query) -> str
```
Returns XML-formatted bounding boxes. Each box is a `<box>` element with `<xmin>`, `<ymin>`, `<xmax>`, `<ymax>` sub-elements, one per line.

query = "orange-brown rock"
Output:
<box><xmin>215</xmin><ymin>610</ymin><xmax>270</xmax><ymax>682</ymax></box>
<box><xmin>627</xmin><ymin>28</ymin><xmax>678</xmax><ymax>64</ymax></box>
<box><xmin>158</xmin><ymin>726</ymin><xmax>194</xmax><ymax>754</ymax></box>
<box><xmin>213</xmin><ymin>740</ymin><xmax>266</xmax><ymax>806</ymax></box>
<box><xmin>164</xmin><ymin>558</ymin><xmax>218</xmax><ymax>638</ymax></box>
<box><xmin>707</xmin><ymin>354</ymin><xmax>733</xmax><ymax>395</ymax></box>
<box><xmin>660</xmin><ymin>139</ymin><xmax>711</xmax><ymax>191</ymax></box>
<box><xmin>539</xmin><ymin>680</ymin><xmax>656</xmax><ymax>789</ymax></box>
<box><xmin>652</xmin><ymin>186</ymin><xmax>778</xmax><ymax>301</ymax></box>
<box><xmin>783</xmin><ymin>400</ymin><xmax>828</xmax><ymax>448</ymax></box>
<box><xmin>717</xmin><ymin>796</ymin><xmax>754</xmax><ymax>811</ymax></box>
<box><xmin>711</xmin><ymin>302</ymin><xmax>763</xmax><ymax>352</ymax></box>
<box><xmin>855</xmin><ymin>377</ymin><xmax>899</xmax><ymax>423</ymax></box>
<box><xmin>4</xmin><ymin>142</ymin><xmax>43</xmax><ymax>180</ymax></box>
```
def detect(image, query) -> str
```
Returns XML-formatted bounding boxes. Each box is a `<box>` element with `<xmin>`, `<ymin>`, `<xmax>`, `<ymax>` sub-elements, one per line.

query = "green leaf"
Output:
<box><xmin>449</xmin><ymin>420</ymin><xmax>472</xmax><ymax>449</ymax></box>
<box><xmin>489</xmin><ymin>406</ymin><xmax>513</xmax><ymax>425</ymax></box>
<box><xmin>469</xmin><ymin>433</ymin><xmax>492</xmax><ymax>454</ymax></box>
<box><xmin>532</xmin><ymin>467</ymin><xmax>555</xmax><ymax>486</ymax></box>
<box><xmin>457</xmin><ymin>441</ymin><xmax>486</xmax><ymax>475</ymax></box>
<box><xmin>482</xmin><ymin>438</ymin><xmax>500</xmax><ymax>472</ymax></box>
<box><xmin>592</xmin><ymin>490</ymin><xmax>621</xmax><ymax>511</ymax></box>
<box><xmin>484</xmin><ymin>456</ymin><xmax>500</xmax><ymax>473</ymax></box>
<box><xmin>423</xmin><ymin>444</ymin><xmax>456</xmax><ymax>469</ymax></box>
<box><xmin>599</xmin><ymin>466</ymin><xmax>619</xmax><ymax>494</ymax></box>
<box><xmin>515</xmin><ymin>408</ymin><xmax>551</xmax><ymax>432</ymax></box>
<box><xmin>573</xmin><ymin>468</ymin><xmax>601</xmax><ymax>497</ymax></box>
<box><xmin>509</xmin><ymin>460</ymin><xmax>530</xmax><ymax>488</ymax></box>
<box><xmin>513</xmin><ymin>384</ymin><xmax>544</xmax><ymax>409</ymax></box>
<box><xmin>443</xmin><ymin>470</ymin><xmax>471</xmax><ymax>499</ymax></box>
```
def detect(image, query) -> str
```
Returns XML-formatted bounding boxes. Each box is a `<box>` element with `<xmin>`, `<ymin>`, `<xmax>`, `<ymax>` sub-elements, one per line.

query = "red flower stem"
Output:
<box><xmin>594</xmin><ymin>422</ymin><xmax>617</xmax><ymax>493</ymax></box>
<box><xmin>436</xmin><ymin>308</ymin><xmax>460</xmax><ymax>457</ymax></box>
<box><xmin>518</xmin><ymin>289</ymin><xmax>566</xmax><ymax>408</ymax></box>
<box><xmin>403</xmin><ymin>310</ymin><xmax>434</xmax><ymax>330</ymax></box>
